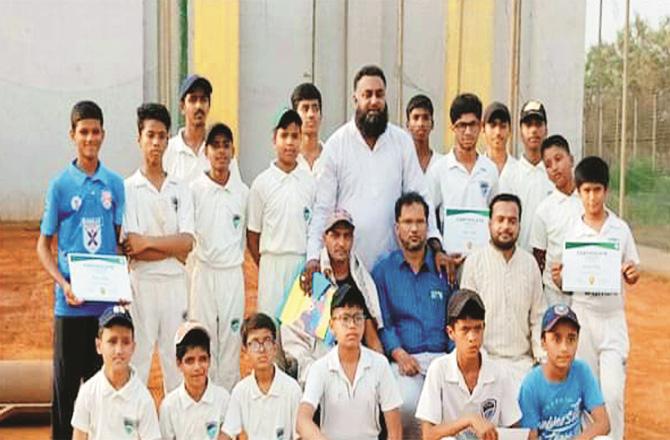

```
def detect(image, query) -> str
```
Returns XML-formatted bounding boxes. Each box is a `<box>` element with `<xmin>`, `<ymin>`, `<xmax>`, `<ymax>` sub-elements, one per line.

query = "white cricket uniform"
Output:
<box><xmin>415</xmin><ymin>350</ymin><xmax>521</xmax><ymax>436</ymax></box>
<box><xmin>501</xmin><ymin>155</ymin><xmax>554</xmax><ymax>251</ymax></box>
<box><xmin>123</xmin><ymin>170</ymin><xmax>194</xmax><ymax>391</ymax></box>
<box><xmin>307</xmin><ymin>119</ymin><xmax>439</xmax><ymax>271</ymax></box>
<box><xmin>296</xmin><ymin>141</ymin><xmax>324</xmax><ymax>177</ymax></box>
<box><xmin>71</xmin><ymin>368</ymin><xmax>160</xmax><ymax>440</ymax></box>
<box><xmin>427</xmin><ymin>150</ymin><xmax>499</xmax><ymax>248</ymax></box>
<box><xmin>529</xmin><ymin>188</ymin><xmax>583</xmax><ymax>306</ymax></box>
<box><xmin>567</xmin><ymin>211</ymin><xmax>639</xmax><ymax>440</ymax></box>
<box><xmin>248</xmin><ymin>163</ymin><xmax>316</xmax><ymax>318</ymax></box>
<box><xmin>159</xmin><ymin>380</ymin><xmax>230</xmax><ymax>440</ymax></box>
<box><xmin>490</xmin><ymin>153</ymin><xmax>518</xmax><ymax>191</ymax></box>
<box><xmin>222</xmin><ymin>367</ymin><xmax>302</xmax><ymax>440</ymax></box>
<box><xmin>424</xmin><ymin>150</ymin><xmax>444</xmax><ymax>175</ymax></box>
<box><xmin>189</xmin><ymin>172</ymin><xmax>249</xmax><ymax>389</ymax></box>
<box><xmin>460</xmin><ymin>243</ymin><xmax>546</xmax><ymax>387</ymax></box>
<box><xmin>164</xmin><ymin>128</ymin><xmax>242</xmax><ymax>185</ymax></box>
<box><xmin>302</xmin><ymin>346</ymin><xmax>403</xmax><ymax>440</ymax></box>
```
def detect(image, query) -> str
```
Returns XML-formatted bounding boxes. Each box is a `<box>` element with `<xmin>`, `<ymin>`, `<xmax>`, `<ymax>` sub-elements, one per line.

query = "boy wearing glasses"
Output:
<box><xmin>220</xmin><ymin>313</ymin><xmax>302</xmax><ymax>440</ymax></box>
<box><xmin>297</xmin><ymin>284</ymin><xmax>403</xmax><ymax>440</ymax></box>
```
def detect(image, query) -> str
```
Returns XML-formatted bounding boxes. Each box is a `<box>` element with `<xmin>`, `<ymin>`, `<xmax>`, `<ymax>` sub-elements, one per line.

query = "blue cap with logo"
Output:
<box><xmin>99</xmin><ymin>305</ymin><xmax>133</xmax><ymax>329</ymax></box>
<box><xmin>542</xmin><ymin>303</ymin><xmax>580</xmax><ymax>333</ymax></box>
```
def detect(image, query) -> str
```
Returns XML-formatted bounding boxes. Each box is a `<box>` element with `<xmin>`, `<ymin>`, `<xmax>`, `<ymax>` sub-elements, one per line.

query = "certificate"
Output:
<box><xmin>562</xmin><ymin>241</ymin><xmax>622</xmax><ymax>293</ymax></box>
<box><xmin>443</xmin><ymin>207</ymin><xmax>490</xmax><ymax>255</ymax></box>
<box><xmin>68</xmin><ymin>253</ymin><xmax>133</xmax><ymax>302</ymax></box>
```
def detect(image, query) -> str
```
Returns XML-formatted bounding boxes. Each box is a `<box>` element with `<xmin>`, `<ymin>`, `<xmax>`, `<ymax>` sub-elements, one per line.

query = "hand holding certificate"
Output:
<box><xmin>443</xmin><ymin>207</ymin><xmax>490</xmax><ymax>255</ymax></box>
<box><xmin>68</xmin><ymin>253</ymin><xmax>133</xmax><ymax>302</ymax></box>
<box><xmin>562</xmin><ymin>241</ymin><xmax>622</xmax><ymax>293</ymax></box>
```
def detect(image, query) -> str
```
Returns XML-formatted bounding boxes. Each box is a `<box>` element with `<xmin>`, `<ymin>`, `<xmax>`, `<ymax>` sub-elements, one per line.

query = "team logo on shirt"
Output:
<box><xmin>171</xmin><ymin>195</ymin><xmax>179</xmax><ymax>211</ymax></box>
<box><xmin>480</xmin><ymin>398</ymin><xmax>497</xmax><ymax>421</ymax></box>
<box><xmin>430</xmin><ymin>290</ymin><xmax>444</xmax><ymax>300</ymax></box>
<box><xmin>205</xmin><ymin>421</ymin><xmax>219</xmax><ymax>439</ymax></box>
<box><xmin>82</xmin><ymin>218</ymin><xmax>101</xmax><ymax>253</ymax></box>
<box><xmin>479</xmin><ymin>181</ymin><xmax>491</xmax><ymax>198</ymax></box>
<box><xmin>231</xmin><ymin>318</ymin><xmax>241</xmax><ymax>332</ymax></box>
<box><xmin>276</xmin><ymin>427</ymin><xmax>285</xmax><ymax>440</ymax></box>
<box><xmin>100</xmin><ymin>190</ymin><xmax>113</xmax><ymax>210</ymax></box>
<box><xmin>70</xmin><ymin>195</ymin><xmax>82</xmax><ymax>211</ymax></box>
<box><xmin>232</xmin><ymin>214</ymin><xmax>241</xmax><ymax>229</ymax></box>
<box><xmin>122</xmin><ymin>417</ymin><xmax>139</xmax><ymax>436</ymax></box>
<box><xmin>303</xmin><ymin>207</ymin><xmax>312</xmax><ymax>223</ymax></box>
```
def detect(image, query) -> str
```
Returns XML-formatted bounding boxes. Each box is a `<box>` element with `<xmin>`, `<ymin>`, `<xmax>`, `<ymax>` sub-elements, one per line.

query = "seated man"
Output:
<box><xmin>373</xmin><ymin>192</ymin><xmax>453</xmax><ymax>438</ymax></box>
<box><xmin>416</xmin><ymin>289</ymin><xmax>522</xmax><ymax>440</ymax></box>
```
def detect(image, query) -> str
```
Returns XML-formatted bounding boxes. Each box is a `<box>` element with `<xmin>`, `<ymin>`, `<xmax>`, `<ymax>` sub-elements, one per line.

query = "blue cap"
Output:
<box><xmin>542</xmin><ymin>303</ymin><xmax>580</xmax><ymax>333</ymax></box>
<box><xmin>179</xmin><ymin>74</ymin><xmax>212</xmax><ymax>100</ymax></box>
<box><xmin>99</xmin><ymin>305</ymin><xmax>133</xmax><ymax>329</ymax></box>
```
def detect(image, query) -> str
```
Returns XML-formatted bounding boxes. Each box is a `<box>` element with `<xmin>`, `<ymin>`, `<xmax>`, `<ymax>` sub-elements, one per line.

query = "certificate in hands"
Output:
<box><xmin>443</xmin><ymin>207</ymin><xmax>490</xmax><ymax>255</ymax></box>
<box><xmin>562</xmin><ymin>241</ymin><xmax>622</xmax><ymax>293</ymax></box>
<box><xmin>68</xmin><ymin>253</ymin><xmax>133</xmax><ymax>302</ymax></box>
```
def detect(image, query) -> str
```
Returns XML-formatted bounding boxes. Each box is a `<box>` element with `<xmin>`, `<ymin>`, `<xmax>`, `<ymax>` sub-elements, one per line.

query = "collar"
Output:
<box><xmin>100</xmin><ymin>367</ymin><xmax>138</xmax><ymax>401</ymax></box>
<box><xmin>393</xmin><ymin>247</ymin><xmax>434</xmax><ymax>273</ymax></box>
<box><xmin>444</xmin><ymin>349</ymin><xmax>495</xmax><ymax>385</ymax></box>
<box><xmin>487</xmin><ymin>241</ymin><xmax>519</xmax><ymax>265</ymax></box>
<box><xmin>203</xmin><ymin>171</ymin><xmax>236</xmax><ymax>192</ymax></box>
<box><xmin>67</xmin><ymin>159</ymin><xmax>110</xmax><ymax>186</ymax></box>
<box><xmin>551</xmin><ymin>187</ymin><xmax>578</xmax><ymax>203</ymax></box>
<box><xmin>518</xmin><ymin>154</ymin><xmax>545</xmax><ymax>171</ymax></box>
<box><xmin>576</xmin><ymin>209</ymin><xmax>619</xmax><ymax>236</ymax></box>
<box><xmin>176</xmin><ymin>128</ymin><xmax>206</xmax><ymax>156</ymax></box>
<box><xmin>177</xmin><ymin>380</ymin><xmax>215</xmax><ymax>409</ymax></box>
<box><xmin>250</xmin><ymin>365</ymin><xmax>283</xmax><ymax>399</ymax></box>
<box><xmin>444</xmin><ymin>150</ymin><xmax>485</xmax><ymax>175</ymax></box>
<box><xmin>270</xmin><ymin>161</ymin><xmax>300</xmax><ymax>179</ymax></box>
<box><xmin>326</xmin><ymin>345</ymin><xmax>373</xmax><ymax>381</ymax></box>
<box><xmin>129</xmin><ymin>168</ymin><xmax>179</xmax><ymax>189</ymax></box>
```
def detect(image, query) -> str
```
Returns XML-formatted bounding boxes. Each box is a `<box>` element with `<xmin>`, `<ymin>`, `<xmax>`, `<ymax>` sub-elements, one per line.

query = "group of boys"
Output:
<box><xmin>37</xmin><ymin>64</ymin><xmax>639</xmax><ymax>440</ymax></box>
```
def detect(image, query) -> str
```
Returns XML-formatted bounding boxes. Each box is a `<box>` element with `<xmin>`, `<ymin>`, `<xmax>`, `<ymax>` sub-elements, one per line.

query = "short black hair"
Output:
<box><xmin>353</xmin><ymin>65</ymin><xmax>386</xmax><ymax>90</ymax></box>
<box><xmin>176</xmin><ymin>328</ymin><xmax>210</xmax><ymax>362</ymax></box>
<box><xmin>406</xmin><ymin>94</ymin><xmax>434</xmax><ymax>120</ymax></box>
<box><xmin>447</xmin><ymin>299</ymin><xmax>486</xmax><ymax>327</ymax></box>
<box><xmin>137</xmin><ymin>103</ymin><xmax>171</xmax><ymax>134</ymax></box>
<box><xmin>541</xmin><ymin>134</ymin><xmax>570</xmax><ymax>156</ymax></box>
<box><xmin>394</xmin><ymin>192</ymin><xmax>429</xmax><ymax>222</ymax></box>
<box><xmin>575</xmin><ymin>156</ymin><xmax>610</xmax><ymax>189</ymax></box>
<box><xmin>449</xmin><ymin>93</ymin><xmax>482</xmax><ymax>124</ymax></box>
<box><xmin>206</xmin><ymin>123</ymin><xmax>234</xmax><ymax>146</ymax></box>
<box><xmin>241</xmin><ymin>313</ymin><xmax>276</xmax><ymax>346</ymax></box>
<box><xmin>489</xmin><ymin>193</ymin><xmax>522</xmax><ymax>221</ymax></box>
<box><xmin>71</xmin><ymin>100</ymin><xmax>104</xmax><ymax>130</ymax></box>
<box><xmin>291</xmin><ymin>83</ymin><xmax>322</xmax><ymax>112</ymax></box>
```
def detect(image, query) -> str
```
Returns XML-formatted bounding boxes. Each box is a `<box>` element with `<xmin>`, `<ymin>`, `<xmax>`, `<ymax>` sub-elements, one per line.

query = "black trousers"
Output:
<box><xmin>52</xmin><ymin>316</ymin><xmax>101</xmax><ymax>440</ymax></box>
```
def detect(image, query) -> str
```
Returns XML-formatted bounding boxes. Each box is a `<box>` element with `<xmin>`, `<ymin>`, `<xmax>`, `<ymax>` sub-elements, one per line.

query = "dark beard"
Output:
<box><xmin>355</xmin><ymin>105</ymin><xmax>388</xmax><ymax>139</ymax></box>
<box><xmin>491</xmin><ymin>237</ymin><xmax>516</xmax><ymax>251</ymax></box>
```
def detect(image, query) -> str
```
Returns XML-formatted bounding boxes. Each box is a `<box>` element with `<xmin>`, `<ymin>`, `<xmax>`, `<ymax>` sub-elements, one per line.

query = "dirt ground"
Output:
<box><xmin>1</xmin><ymin>221</ymin><xmax>669</xmax><ymax>439</ymax></box>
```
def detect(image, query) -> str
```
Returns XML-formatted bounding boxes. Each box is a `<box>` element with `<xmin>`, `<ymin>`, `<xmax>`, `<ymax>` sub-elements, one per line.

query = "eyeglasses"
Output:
<box><xmin>332</xmin><ymin>313</ymin><xmax>366</xmax><ymax>326</ymax></box>
<box><xmin>247</xmin><ymin>337</ymin><xmax>275</xmax><ymax>353</ymax></box>
<box><xmin>453</xmin><ymin>120</ymin><xmax>480</xmax><ymax>133</ymax></box>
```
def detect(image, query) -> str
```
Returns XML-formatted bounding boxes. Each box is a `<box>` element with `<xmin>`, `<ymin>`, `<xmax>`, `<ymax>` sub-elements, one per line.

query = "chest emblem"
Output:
<box><xmin>82</xmin><ymin>218</ymin><xmax>101</xmax><ymax>253</ymax></box>
<box><xmin>233</xmin><ymin>214</ymin><xmax>241</xmax><ymax>229</ymax></box>
<box><xmin>479</xmin><ymin>180</ymin><xmax>491</xmax><ymax>198</ymax></box>
<box><xmin>481</xmin><ymin>398</ymin><xmax>497</xmax><ymax>421</ymax></box>
<box><xmin>206</xmin><ymin>421</ymin><xmax>219</xmax><ymax>439</ymax></box>
<box><xmin>71</xmin><ymin>195</ymin><xmax>82</xmax><ymax>211</ymax></box>
<box><xmin>123</xmin><ymin>417</ymin><xmax>139</xmax><ymax>436</ymax></box>
<box><xmin>101</xmin><ymin>190</ymin><xmax>113</xmax><ymax>210</ymax></box>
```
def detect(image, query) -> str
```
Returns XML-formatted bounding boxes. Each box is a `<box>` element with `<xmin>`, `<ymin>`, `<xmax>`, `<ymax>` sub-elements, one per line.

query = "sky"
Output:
<box><xmin>584</xmin><ymin>0</ymin><xmax>670</xmax><ymax>49</ymax></box>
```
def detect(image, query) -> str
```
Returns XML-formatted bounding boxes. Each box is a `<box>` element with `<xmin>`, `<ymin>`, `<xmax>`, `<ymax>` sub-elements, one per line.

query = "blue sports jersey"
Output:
<box><xmin>518</xmin><ymin>359</ymin><xmax>604</xmax><ymax>439</ymax></box>
<box><xmin>40</xmin><ymin>160</ymin><xmax>125</xmax><ymax>317</ymax></box>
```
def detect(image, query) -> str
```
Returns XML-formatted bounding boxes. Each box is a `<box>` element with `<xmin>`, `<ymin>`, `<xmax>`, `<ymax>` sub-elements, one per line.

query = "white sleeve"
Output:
<box><xmin>240</xmin><ymin>185</ymin><xmax>250</xmax><ymax>253</ymax></box>
<box><xmin>378</xmin><ymin>358</ymin><xmax>403</xmax><ymax>412</ymax></box>
<box><xmin>306</xmin><ymin>138</ymin><xmax>339</xmax><ymax>261</ymax></box>
<box><xmin>414</xmin><ymin>361</ymin><xmax>442</xmax><ymax>424</ymax></box>
<box><xmin>529</xmin><ymin>260</ymin><xmax>547</xmax><ymax>362</ymax></box>
<box><xmin>222</xmin><ymin>387</ymin><xmax>243</xmax><ymax>437</ymax></box>
<box><xmin>177</xmin><ymin>183</ymin><xmax>195</xmax><ymax>236</ymax></box>
<box><xmin>426</xmin><ymin>162</ymin><xmax>443</xmax><ymax>225</ymax></box>
<box><xmin>459</xmin><ymin>253</ymin><xmax>478</xmax><ymax>291</ymax></box>
<box><xmin>529</xmin><ymin>206</ymin><xmax>548</xmax><ymax>251</ymax></box>
<box><xmin>122</xmin><ymin>180</ymin><xmax>140</xmax><ymax>236</ymax></box>
<box><xmin>139</xmin><ymin>392</ymin><xmax>162</xmax><ymax>440</ymax></box>
<box><xmin>219</xmin><ymin>389</ymin><xmax>231</xmax><ymax>428</ymax></box>
<box><xmin>301</xmin><ymin>360</ymin><xmax>326</xmax><ymax>409</ymax></box>
<box><xmin>622</xmin><ymin>223</ymin><xmax>640</xmax><ymax>265</ymax></box>
<box><xmin>158</xmin><ymin>399</ymin><xmax>175</xmax><ymax>440</ymax></box>
<box><xmin>70</xmin><ymin>383</ymin><xmax>91</xmax><ymax>433</ymax></box>
<box><xmin>247</xmin><ymin>178</ymin><xmax>265</xmax><ymax>233</ymax></box>
<box><xmin>500</xmin><ymin>369</ymin><xmax>523</xmax><ymax>427</ymax></box>
<box><xmin>402</xmin><ymin>135</ymin><xmax>440</xmax><ymax>241</ymax></box>
<box><xmin>487</xmin><ymin>169</ymin><xmax>499</xmax><ymax>204</ymax></box>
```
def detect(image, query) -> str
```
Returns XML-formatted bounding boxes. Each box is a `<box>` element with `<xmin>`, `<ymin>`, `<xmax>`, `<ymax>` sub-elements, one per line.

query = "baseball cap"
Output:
<box><xmin>447</xmin><ymin>289</ymin><xmax>486</xmax><ymax>321</ymax></box>
<box><xmin>272</xmin><ymin>107</ymin><xmax>302</xmax><ymax>130</ymax></box>
<box><xmin>174</xmin><ymin>321</ymin><xmax>210</xmax><ymax>345</ymax></box>
<box><xmin>99</xmin><ymin>305</ymin><xmax>133</xmax><ymax>329</ymax></box>
<box><xmin>324</xmin><ymin>208</ymin><xmax>355</xmax><ymax>233</ymax></box>
<box><xmin>520</xmin><ymin>100</ymin><xmax>546</xmax><ymax>124</ymax></box>
<box><xmin>483</xmin><ymin>101</ymin><xmax>511</xmax><ymax>124</ymax></box>
<box><xmin>542</xmin><ymin>304</ymin><xmax>580</xmax><ymax>333</ymax></box>
<box><xmin>179</xmin><ymin>74</ymin><xmax>213</xmax><ymax>101</ymax></box>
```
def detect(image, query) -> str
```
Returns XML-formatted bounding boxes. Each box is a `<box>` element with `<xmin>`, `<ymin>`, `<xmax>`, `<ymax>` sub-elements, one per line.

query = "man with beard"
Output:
<box><xmin>460</xmin><ymin>193</ymin><xmax>546</xmax><ymax>389</ymax></box>
<box><xmin>372</xmin><ymin>192</ymin><xmax>453</xmax><ymax>439</ymax></box>
<box><xmin>303</xmin><ymin>65</ymin><xmax>443</xmax><ymax>287</ymax></box>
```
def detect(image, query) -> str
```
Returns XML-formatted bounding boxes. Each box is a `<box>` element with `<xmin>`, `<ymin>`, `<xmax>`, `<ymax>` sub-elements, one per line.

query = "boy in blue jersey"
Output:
<box><xmin>518</xmin><ymin>304</ymin><xmax>611</xmax><ymax>440</ymax></box>
<box><xmin>36</xmin><ymin>100</ymin><xmax>125</xmax><ymax>440</ymax></box>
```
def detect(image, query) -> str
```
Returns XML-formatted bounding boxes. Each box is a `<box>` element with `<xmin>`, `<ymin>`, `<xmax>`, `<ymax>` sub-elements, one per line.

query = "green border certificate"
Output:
<box><xmin>563</xmin><ymin>241</ymin><xmax>622</xmax><ymax>293</ymax></box>
<box><xmin>443</xmin><ymin>207</ymin><xmax>490</xmax><ymax>255</ymax></box>
<box><xmin>67</xmin><ymin>253</ymin><xmax>132</xmax><ymax>302</ymax></box>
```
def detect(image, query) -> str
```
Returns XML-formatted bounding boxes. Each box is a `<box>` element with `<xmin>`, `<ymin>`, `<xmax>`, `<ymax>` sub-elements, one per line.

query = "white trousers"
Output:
<box><xmin>190</xmin><ymin>262</ymin><xmax>244</xmax><ymax>390</ymax></box>
<box><xmin>572</xmin><ymin>304</ymin><xmax>628</xmax><ymax>440</ymax></box>
<box><xmin>391</xmin><ymin>352</ymin><xmax>443</xmax><ymax>440</ymax></box>
<box><xmin>129</xmin><ymin>271</ymin><xmax>188</xmax><ymax>393</ymax></box>
<box><xmin>257</xmin><ymin>253</ymin><xmax>304</xmax><ymax>319</ymax></box>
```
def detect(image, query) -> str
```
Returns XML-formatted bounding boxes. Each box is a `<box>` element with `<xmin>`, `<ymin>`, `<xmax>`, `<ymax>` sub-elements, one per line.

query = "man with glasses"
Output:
<box><xmin>372</xmin><ymin>192</ymin><xmax>454</xmax><ymax>439</ymax></box>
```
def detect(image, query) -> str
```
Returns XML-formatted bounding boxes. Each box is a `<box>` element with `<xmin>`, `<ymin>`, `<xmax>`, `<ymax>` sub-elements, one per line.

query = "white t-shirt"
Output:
<box><xmin>247</xmin><ymin>162</ymin><xmax>316</xmax><ymax>255</ymax></box>
<box><xmin>190</xmin><ymin>172</ymin><xmax>249</xmax><ymax>268</ymax></box>
<box><xmin>159</xmin><ymin>380</ymin><xmax>230</xmax><ymax>440</ymax></box>
<box><xmin>71</xmin><ymin>368</ymin><xmax>160</xmax><ymax>440</ymax></box>
<box><xmin>424</xmin><ymin>150</ymin><xmax>444</xmax><ymax>175</ymax></box>
<box><xmin>492</xmin><ymin>154</ymin><xmax>519</xmax><ymax>192</ymax></box>
<box><xmin>301</xmin><ymin>346</ymin><xmax>403</xmax><ymax>440</ymax></box>
<box><xmin>164</xmin><ymin>128</ymin><xmax>242</xmax><ymax>185</ymax></box>
<box><xmin>123</xmin><ymin>170</ymin><xmax>195</xmax><ymax>277</ymax></box>
<box><xmin>222</xmin><ymin>367</ymin><xmax>302</xmax><ymax>440</ymax></box>
<box><xmin>567</xmin><ymin>210</ymin><xmax>640</xmax><ymax>313</ymax></box>
<box><xmin>296</xmin><ymin>141</ymin><xmax>325</xmax><ymax>177</ymax></box>
<box><xmin>415</xmin><ymin>350</ymin><xmax>521</xmax><ymax>433</ymax></box>
<box><xmin>529</xmin><ymin>189</ymin><xmax>583</xmax><ymax>294</ymax></box>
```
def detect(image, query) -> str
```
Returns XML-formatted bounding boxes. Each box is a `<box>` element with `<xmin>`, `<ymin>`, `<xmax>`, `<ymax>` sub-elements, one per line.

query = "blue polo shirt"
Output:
<box><xmin>40</xmin><ymin>160</ymin><xmax>125</xmax><ymax>317</ymax></box>
<box><xmin>372</xmin><ymin>247</ymin><xmax>453</xmax><ymax>356</ymax></box>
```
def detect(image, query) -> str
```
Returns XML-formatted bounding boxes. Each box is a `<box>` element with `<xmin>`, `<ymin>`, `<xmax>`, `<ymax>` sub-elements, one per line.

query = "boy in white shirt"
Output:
<box><xmin>297</xmin><ymin>285</ymin><xmax>403</xmax><ymax>440</ymax></box>
<box><xmin>406</xmin><ymin>94</ymin><xmax>443</xmax><ymax>174</ymax></box>
<box><xmin>122</xmin><ymin>103</ymin><xmax>195</xmax><ymax>392</ymax></box>
<box><xmin>221</xmin><ymin>313</ymin><xmax>302</xmax><ymax>440</ymax></box>
<box><xmin>553</xmin><ymin>156</ymin><xmax>639</xmax><ymax>440</ymax></box>
<box><xmin>247</xmin><ymin>108</ymin><xmax>316</xmax><ymax>318</ymax></box>
<box><xmin>72</xmin><ymin>306</ymin><xmax>160</xmax><ymax>440</ymax></box>
<box><xmin>160</xmin><ymin>321</ymin><xmax>231</xmax><ymax>440</ymax></box>
<box><xmin>190</xmin><ymin>123</ymin><xmax>249</xmax><ymax>389</ymax></box>
<box><xmin>415</xmin><ymin>289</ymin><xmax>521</xmax><ymax>440</ymax></box>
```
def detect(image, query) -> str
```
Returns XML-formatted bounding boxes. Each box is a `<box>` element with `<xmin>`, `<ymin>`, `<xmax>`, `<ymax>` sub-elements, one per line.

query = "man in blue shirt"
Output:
<box><xmin>36</xmin><ymin>101</ymin><xmax>125</xmax><ymax>440</ymax></box>
<box><xmin>372</xmin><ymin>191</ymin><xmax>453</xmax><ymax>439</ymax></box>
